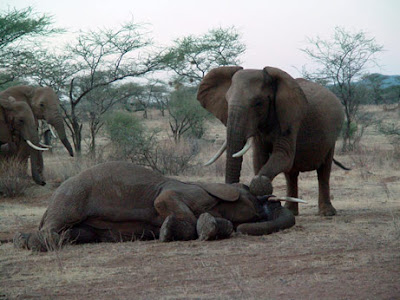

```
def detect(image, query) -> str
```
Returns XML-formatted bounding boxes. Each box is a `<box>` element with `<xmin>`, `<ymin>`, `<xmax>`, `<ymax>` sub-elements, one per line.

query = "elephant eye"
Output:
<box><xmin>252</xmin><ymin>99</ymin><xmax>263</xmax><ymax>107</ymax></box>
<box><xmin>19</xmin><ymin>119</ymin><xmax>24</xmax><ymax>124</ymax></box>
<box><xmin>40</xmin><ymin>103</ymin><xmax>45</xmax><ymax>108</ymax></box>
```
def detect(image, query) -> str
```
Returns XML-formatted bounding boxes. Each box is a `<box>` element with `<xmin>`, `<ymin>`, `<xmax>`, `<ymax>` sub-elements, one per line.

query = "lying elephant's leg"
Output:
<box><xmin>196</xmin><ymin>213</ymin><xmax>233</xmax><ymax>241</ymax></box>
<box><xmin>13</xmin><ymin>230</ymin><xmax>62</xmax><ymax>252</ymax></box>
<box><xmin>154</xmin><ymin>190</ymin><xmax>197</xmax><ymax>242</ymax></box>
<box><xmin>66</xmin><ymin>223</ymin><xmax>100</xmax><ymax>244</ymax></box>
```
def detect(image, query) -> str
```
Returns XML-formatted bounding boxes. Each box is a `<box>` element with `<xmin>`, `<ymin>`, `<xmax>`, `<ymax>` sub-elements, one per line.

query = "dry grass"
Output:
<box><xmin>0</xmin><ymin>106</ymin><xmax>399</xmax><ymax>299</ymax></box>
<box><xmin>0</xmin><ymin>158</ymin><xmax>32</xmax><ymax>198</ymax></box>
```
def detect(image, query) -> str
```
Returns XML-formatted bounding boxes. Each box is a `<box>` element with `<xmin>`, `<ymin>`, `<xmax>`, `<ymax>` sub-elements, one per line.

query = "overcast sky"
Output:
<box><xmin>2</xmin><ymin>0</ymin><xmax>399</xmax><ymax>77</ymax></box>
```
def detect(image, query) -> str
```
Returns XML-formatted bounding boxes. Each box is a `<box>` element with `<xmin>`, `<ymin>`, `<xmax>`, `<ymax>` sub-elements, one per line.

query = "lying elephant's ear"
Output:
<box><xmin>197</xmin><ymin>66</ymin><xmax>243</xmax><ymax>126</ymax></box>
<box><xmin>196</xmin><ymin>183</ymin><xmax>240</xmax><ymax>202</ymax></box>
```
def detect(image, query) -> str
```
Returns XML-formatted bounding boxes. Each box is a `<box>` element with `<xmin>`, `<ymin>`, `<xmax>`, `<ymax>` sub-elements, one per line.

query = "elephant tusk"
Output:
<box><xmin>26</xmin><ymin>140</ymin><xmax>49</xmax><ymax>151</ymax></box>
<box><xmin>39</xmin><ymin>142</ymin><xmax>52</xmax><ymax>149</ymax></box>
<box><xmin>232</xmin><ymin>137</ymin><xmax>253</xmax><ymax>158</ymax></box>
<box><xmin>268</xmin><ymin>196</ymin><xmax>308</xmax><ymax>204</ymax></box>
<box><xmin>49</xmin><ymin>126</ymin><xmax>57</xmax><ymax>138</ymax></box>
<box><xmin>204</xmin><ymin>140</ymin><xmax>227</xmax><ymax>166</ymax></box>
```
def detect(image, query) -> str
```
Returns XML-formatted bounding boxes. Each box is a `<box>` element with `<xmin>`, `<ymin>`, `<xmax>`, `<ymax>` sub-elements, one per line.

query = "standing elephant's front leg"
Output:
<box><xmin>250</xmin><ymin>136</ymin><xmax>296</xmax><ymax>196</ymax></box>
<box><xmin>154</xmin><ymin>190</ymin><xmax>198</xmax><ymax>242</ymax></box>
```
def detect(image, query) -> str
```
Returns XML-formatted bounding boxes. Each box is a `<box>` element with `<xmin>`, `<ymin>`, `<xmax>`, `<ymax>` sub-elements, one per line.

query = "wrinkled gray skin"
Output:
<box><xmin>197</xmin><ymin>66</ymin><xmax>344</xmax><ymax>216</ymax></box>
<box><xmin>0</xmin><ymin>85</ymin><xmax>74</xmax><ymax>157</ymax></box>
<box><xmin>14</xmin><ymin>162</ymin><xmax>295</xmax><ymax>251</ymax></box>
<box><xmin>0</xmin><ymin>97</ymin><xmax>45</xmax><ymax>185</ymax></box>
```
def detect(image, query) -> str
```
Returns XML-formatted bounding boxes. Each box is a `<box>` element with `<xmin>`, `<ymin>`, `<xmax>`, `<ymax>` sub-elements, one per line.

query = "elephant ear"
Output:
<box><xmin>196</xmin><ymin>182</ymin><xmax>240</xmax><ymax>202</ymax></box>
<box><xmin>197</xmin><ymin>66</ymin><xmax>243</xmax><ymax>126</ymax></box>
<box><xmin>263</xmin><ymin>67</ymin><xmax>308</xmax><ymax>135</ymax></box>
<box><xmin>0</xmin><ymin>96</ymin><xmax>17</xmax><ymax>111</ymax></box>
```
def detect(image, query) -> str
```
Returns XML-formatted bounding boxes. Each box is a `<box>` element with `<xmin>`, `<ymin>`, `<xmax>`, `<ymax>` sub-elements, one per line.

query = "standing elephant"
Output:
<box><xmin>13</xmin><ymin>161</ymin><xmax>303</xmax><ymax>251</ymax></box>
<box><xmin>197</xmin><ymin>66</ymin><xmax>345</xmax><ymax>216</ymax></box>
<box><xmin>0</xmin><ymin>96</ymin><xmax>47</xmax><ymax>185</ymax></box>
<box><xmin>0</xmin><ymin>85</ymin><xmax>74</xmax><ymax>156</ymax></box>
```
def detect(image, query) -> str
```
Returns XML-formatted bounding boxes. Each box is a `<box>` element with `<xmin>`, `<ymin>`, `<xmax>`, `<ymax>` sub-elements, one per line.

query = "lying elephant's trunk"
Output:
<box><xmin>236</xmin><ymin>206</ymin><xmax>295</xmax><ymax>235</ymax></box>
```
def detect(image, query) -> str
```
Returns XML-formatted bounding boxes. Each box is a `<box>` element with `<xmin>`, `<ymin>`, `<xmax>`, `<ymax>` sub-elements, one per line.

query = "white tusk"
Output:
<box><xmin>39</xmin><ymin>142</ymin><xmax>52</xmax><ymax>149</ymax></box>
<box><xmin>269</xmin><ymin>196</ymin><xmax>308</xmax><ymax>204</ymax></box>
<box><xmin>232</xmin><ymin>137</ymin><xmax>253</xmax><ymax>158</ymax></box>
<box><xmin>26</xmin><ymin>140</ymin><xmax>49</xmax><ymax>151</ymax></box>
<box><xmin>49</xmin><ymin>126</ymin><xmax>57</xmax><ymax>138</ymax></box>
<box><xmin>204</xmin><ymin>140</ymin><xmax>227</xmax><ymax>166</ymax></box>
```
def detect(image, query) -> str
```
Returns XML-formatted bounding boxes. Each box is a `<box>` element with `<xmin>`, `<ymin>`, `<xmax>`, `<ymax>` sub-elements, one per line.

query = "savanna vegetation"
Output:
<box><xmin>0</xmin><ymin>6</ymin><xmax>399</xmax><ymax>299</ymax></box>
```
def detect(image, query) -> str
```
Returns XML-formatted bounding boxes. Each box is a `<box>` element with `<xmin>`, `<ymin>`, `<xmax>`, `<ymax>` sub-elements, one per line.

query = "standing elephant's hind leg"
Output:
<box><xmin>155</xmin><ymin>190</ymin><xmax>197</xmax><ymax>242</ymax></box>
<box><xmin>317</xmin><ymin>149</ymin><xmax>336</xmax><ymax>216</ymax></box>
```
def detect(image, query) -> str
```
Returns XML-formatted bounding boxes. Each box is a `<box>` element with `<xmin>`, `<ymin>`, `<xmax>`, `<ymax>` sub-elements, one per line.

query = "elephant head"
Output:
<box><xmin>0</xmin><ymin>97</ymin><xmax>47</xmax><ymax>185</ymax></box>
<box><xmin>1</xmin><ymin>85</ymin><xmax>74</xmax><ymax>157</ymax></box>
<box><xmin>197</xmin><ymin>66</ymin><xmax>308</xmax><ymax>191</ymax></box>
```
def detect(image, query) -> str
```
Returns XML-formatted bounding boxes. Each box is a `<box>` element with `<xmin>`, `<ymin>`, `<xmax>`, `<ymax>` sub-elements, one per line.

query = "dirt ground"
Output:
<box><xmin>1</xmin><ymin>108</ymin><xmax>399</xmax><ymax>299</ymax></box>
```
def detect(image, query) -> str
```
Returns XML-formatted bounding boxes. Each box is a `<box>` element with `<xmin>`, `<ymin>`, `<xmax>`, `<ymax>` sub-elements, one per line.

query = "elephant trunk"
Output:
<box><xmin>48</xmin><ymin>115</ymin><xmax>74</xmax><ymax>157</ymax></box>
<box><xmin>225</xmin><ymin>105</ymin><xmax>247</xmax><ymax>184</ymax></box>
<box><xmin>20</xmin><ymin>126</ymin><xmax>46</xmax><ymax>186</ymax></box>
<box><xmin>236</xmin><ymin>206</ymin><xmax>295</xmax><ymax>235</ymax></box>
<box><xmin>29</xmin><ymin>148</ymin><xmax>45</xmax><ymax>186</ymax></box>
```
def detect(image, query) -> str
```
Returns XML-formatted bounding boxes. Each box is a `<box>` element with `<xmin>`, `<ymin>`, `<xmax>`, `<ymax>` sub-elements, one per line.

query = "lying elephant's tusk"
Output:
<box><xmin>269</xmin><ymin>196</ymin><xmax>308</xmax><ymax>204</ymax></box>
<box><xmin>49</xmin><ymin>126</ymin><xmax>57</xmax><ymax>138</ymax></box>
<box><xmin>39</xmin><ymin>142</ymin><xmax>52</xmax><ymax>149</ymax></box>
<box><xmin>232</xmin><ymin>137</ymin><xmax>253</xmax><ymax>158</ymax></box>
<box><xmin>26</xmin><ymin>140</ymin><xmax>49</xmax><ymax>151</ymax></box>
<box><xmin>204</xmin><ymin>140</ymin><xmax>227</xmax><ymax>166</ymax></box>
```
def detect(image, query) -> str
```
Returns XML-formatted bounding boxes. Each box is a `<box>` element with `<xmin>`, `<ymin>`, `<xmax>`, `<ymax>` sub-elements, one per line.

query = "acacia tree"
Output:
<box><xmin>301</xmin><ymin>27</ymin><xmax>383</xmax><ymax>151</ymax></box>
<box><xmin>168</xmin><ymin>86</ymin><xmax>210</xmax><ymax>142</ymax></box>
<box><xmin>78</xmin><ymin>82</ymin><xmax>141</xmax><ymax>157</ymax></box>
<box><xmin>162</xmin><ymin>27</ymin><xmax>245</xmax><ymax>142</ymax></box>
<box><xmin>162</xmin><ymin>26</ymin><xmax>246</xmax><ymax>85</ymax></box>
<box><xmin>57</xmin><ymin>21</ymin><xmax>163</xmax><ymax>154</ymax></box>
<box><xmin>0</xmin><ymin>6</ymin><xmax>61</xmax><ymax>86</ymax></box>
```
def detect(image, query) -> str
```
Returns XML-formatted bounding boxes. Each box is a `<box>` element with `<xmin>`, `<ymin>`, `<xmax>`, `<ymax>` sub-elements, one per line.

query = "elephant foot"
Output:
<box><xmin>13</xmin><ymin>231</ymin><xmax>61</xmax><ymax>252</ymax></box>
<box><xmin>319</xmin><ymin>204</ymin><xmax>337</xmax><ymax>216</ymax></box>
<box><xmin>159</xmin><ymin>215</ymin><xmax>175</xmax><ymax>242</ymax></box>
<box><xmin>159</xmin><ymin>215</ymin><xmax>197</xmax><ymax>242</ymax></box>
<box><xmin>284</xmin><ymin>202</ymin><xmax>299</xmax><ymax>216</ymax></box>
<box><xmin>249</xmin><ymin>176</ymin><xmax>273</xmax><ymax>196</ymax></box>
<box><xmin>197</xmin><ymin>213</ymin><xmax>233</xmax><ymax>241</ymax></box>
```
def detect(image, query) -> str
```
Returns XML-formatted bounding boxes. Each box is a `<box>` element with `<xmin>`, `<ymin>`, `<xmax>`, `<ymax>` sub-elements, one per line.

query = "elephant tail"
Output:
<box><xmin>333</xmin><ymin>158</ymin><xmax>351</xmax><ymax>171</ymax></box>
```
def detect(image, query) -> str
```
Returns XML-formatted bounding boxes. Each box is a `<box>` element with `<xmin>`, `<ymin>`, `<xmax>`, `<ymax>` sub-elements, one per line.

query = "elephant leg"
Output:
<box><xmin>65</xmin><ymin>224</ymin><xmax>100</xmax><ymax>244</ymax></box>
<box><xmin>14</xmin><ymin>230</ymin><xmax>62</xmax><ymax>252</ymax></box>
<box><xmin>154</xmin><ymin>190</ymin><xmax>197</xmax><ymax>242</ymax></box>
<box><xmin>317</xmin><ymin>149</ymin><xmax>336</xmax><ymax>216</ymax></box>
<box><xmin>252</xmin><ymin>139</ymin><xmax>271</xmax><ymax>175</ymax></box>
<box><xmin>284</xmin><ymin>171</ymin><xmax>299</xmax><ymax>215</ymax></box>
<box><xmin>196</xmin><ymin>213</ymin><xmax>233</xmax><ymax>241</ymax></box>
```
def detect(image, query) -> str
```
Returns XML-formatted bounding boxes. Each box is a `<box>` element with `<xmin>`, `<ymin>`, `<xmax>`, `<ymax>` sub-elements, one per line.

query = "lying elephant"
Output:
<box><xmin>14</xmin><ymin>161</ymin><xmax>303</xmax><ymax>251</ymax></box>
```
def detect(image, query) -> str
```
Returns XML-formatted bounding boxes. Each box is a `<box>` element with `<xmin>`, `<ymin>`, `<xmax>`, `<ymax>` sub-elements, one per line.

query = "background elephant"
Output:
<box><xmin>13</xmin><ymin>161</ymin><xmax>300</xmax><ymax>251</ymax></box>
<box><xmin>0</xmin><ymin>85</ymin><xmax>74</xmax><ymax>157</ymax></box>
<box><xmin>197</xmin><ymin>66</ymin><xmax>345</xmax><ymax>216</ymax></box>
<box><xmin>0</xmin><ymin>96</ymin><xmax>47</xmax><ymax>185</ymax></box>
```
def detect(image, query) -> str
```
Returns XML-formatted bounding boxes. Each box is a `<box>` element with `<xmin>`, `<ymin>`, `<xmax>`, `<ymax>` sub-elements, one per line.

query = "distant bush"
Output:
<box><xmin>105</xmin><ymin>111</ymin><xmax>156</xmax><ymax>160</ymax></box>
<box><xmin>0</xmin><ymin>158</ymin><xmax>31</xmax><ymax>197</ymax></box>
<box><xmin>105</xmin><ymin>111</ymin><xmax>199</xmax><ymax>175</ymax></box>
